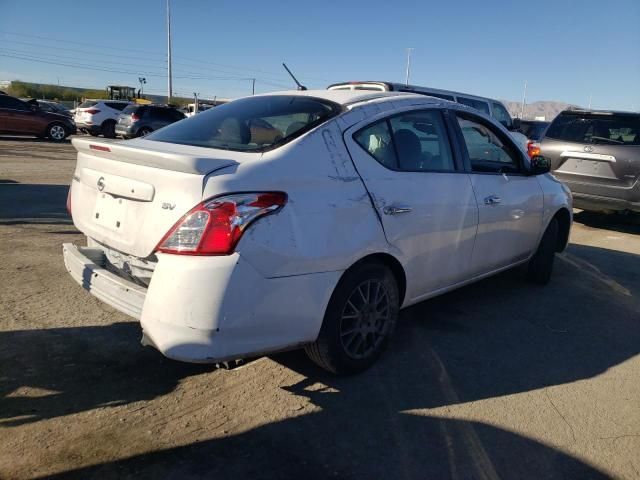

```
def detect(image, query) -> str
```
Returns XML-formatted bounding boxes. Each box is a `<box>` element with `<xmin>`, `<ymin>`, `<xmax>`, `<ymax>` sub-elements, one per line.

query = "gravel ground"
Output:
<box><xmin>1</xmin><ymin>137</ymin><xmax>639</xmax><ymax>480</ymax></box>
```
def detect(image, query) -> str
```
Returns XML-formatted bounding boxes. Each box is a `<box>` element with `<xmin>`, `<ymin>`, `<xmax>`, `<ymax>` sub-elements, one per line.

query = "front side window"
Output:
<box><xmin>545</xmin><ymin>113</ymin><xmax>640</xmax><ymax>146</ymax></box>
<box><xmin>457</xmin><ymin>115</ymin><xmax>520</xmax><ymax>174</ymax></box>
<box><xmin>457</xmin><ymin>97</ymin><xmax>491</xmax><ymax>115</ymax></box>
<box><xmin>353</xmin><ymin>110</ymin><xmax>455</xmax><ymax>172</ymax></box>
<box><xmin>491</xmin><ymin>102</ymin><xmax>512</xmax><ymax>128</ymax></box>
<box><xmin>148</xmin><ymin>95</ymin><xmax>341</xmax><ymax>152</ymax></box>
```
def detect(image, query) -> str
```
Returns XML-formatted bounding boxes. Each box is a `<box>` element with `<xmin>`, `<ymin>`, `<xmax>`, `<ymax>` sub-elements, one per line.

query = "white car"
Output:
<box><xmin>74</xmin><ymin>99</ymin><xmax>130</xmax><ymax>138</ymax></box>
<box><xmin>63</xmin><ymin>90</ymin><xmax>572</xmax><ymax>374</ymax></box>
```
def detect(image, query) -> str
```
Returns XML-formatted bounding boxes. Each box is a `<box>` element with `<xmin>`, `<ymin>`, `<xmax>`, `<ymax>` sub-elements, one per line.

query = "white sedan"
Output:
<box><xmin>63</xmin><ymin>90</ymin><xmax>572</xmax><ymax>374</ymax></box>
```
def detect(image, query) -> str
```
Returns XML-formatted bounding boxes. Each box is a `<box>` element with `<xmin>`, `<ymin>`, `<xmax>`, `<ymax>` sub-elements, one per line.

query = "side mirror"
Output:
<box><xmin>511</xmin><ymin>118</ymin><xmax>521</xmax><ymax>131</ymax></box>
<box><xmin>30</xmin><ymin>104</ymin><xmax>39</xmax><ymax>112</ymax></box>
<box><xmin>530</xmin><ymin>155</ymin><xmax>551</xmax><ymax>175</ymax></box>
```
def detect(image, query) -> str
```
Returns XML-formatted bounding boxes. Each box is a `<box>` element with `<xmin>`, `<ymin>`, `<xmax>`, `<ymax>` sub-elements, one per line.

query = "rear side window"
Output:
<box><xmin>520</xmin><ymin>122</ymin><xmax>549</xmax><ymax>141</ymax></box>
<box><xmin>122</xmin><ymin>105</ymin><xmax>143</xmax><ymax>115</ymax></box>
<box><xmin>0</xmin><ymin>96</ymin><xmax>29</xmax><ymax>110</ymax></box>
<box><xmin>546</xmin><ymin>113</ymin><xmax>640</xmax><ymax>146</ymax></box>
<box><xmin>354</xmin><ymin>110</ymin><xmax>454</xmax><ymax>172</ymax></box>
<box><xmin>79</xmin><ymin>100</ymin><xmax>98</xmax><ymax>108</ymax></box>
<box><xmin>457</xmin><ymin>97</ymin><xmax>491</xmax><ymax>115</ymax></box>
<box><xmin>148</xmin><ymin>95</ymin><xmax>341</xmax><ymax>152</ymax></box>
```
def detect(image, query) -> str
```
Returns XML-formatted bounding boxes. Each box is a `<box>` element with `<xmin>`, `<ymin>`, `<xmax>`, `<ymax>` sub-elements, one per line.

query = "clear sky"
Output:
<box><xmin>1</xmin><ymin>0</ymin><xmax>639</xmax><ymax>110</ymax></box>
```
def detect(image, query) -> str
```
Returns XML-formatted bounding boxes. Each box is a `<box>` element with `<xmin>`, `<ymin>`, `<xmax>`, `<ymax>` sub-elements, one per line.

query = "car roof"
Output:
<box><xmin>253</xmin><ymin>89</ymin><xmax>426</xmax><ymax>107</ymax></box>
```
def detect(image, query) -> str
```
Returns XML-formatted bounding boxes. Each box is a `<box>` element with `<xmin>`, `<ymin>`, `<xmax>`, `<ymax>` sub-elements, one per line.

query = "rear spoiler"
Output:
<box><xmin>71</xmin><ymin>137</ymin><xmax>239</xmax><ymax>175</ymax></box>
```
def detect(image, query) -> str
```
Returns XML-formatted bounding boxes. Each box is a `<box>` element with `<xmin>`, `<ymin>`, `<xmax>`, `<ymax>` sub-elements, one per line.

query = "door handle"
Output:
<box><xmin>383</xmin><ymin>205</ymin><xmax>412</xmax><ymax>215</ymax></box>
<box><xmin>484</xmin><ymin>195</ymin><xmax>501</xmax><ymax>205</ymax></box>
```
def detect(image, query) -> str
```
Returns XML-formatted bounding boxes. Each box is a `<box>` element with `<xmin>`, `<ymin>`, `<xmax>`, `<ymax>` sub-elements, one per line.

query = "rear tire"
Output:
<box><xmin>527</xmin><ymin>218</ymin><xmax>558</xmax><ymax>285</ymax></box>
<box><xmin>47</xmin><ymin>123</ymin><xmax>67</xmax><ymax>142</ymax></box>
<box><xmin>101</xmin><ymin>120</ymin><xmax>116</xmax><ymax>138</ymax></box>
<box><xmin>305</xmin><ymin>262</ymin><xmax>399</xmax><ymax>375</ymax></box>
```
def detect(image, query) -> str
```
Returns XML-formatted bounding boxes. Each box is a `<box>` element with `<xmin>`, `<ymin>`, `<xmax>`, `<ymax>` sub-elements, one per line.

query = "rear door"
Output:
<box><xmin>542</xmin><ymin>112</ymin><xmax>640</xmax><ymax>193</ymax></box>
<box><xmin>344</xmin><ymin>108</ymin><xmax>479</xmax><ymax>301</ymax></box>
<box><xmin>452</xmin><ymin>111</ymin><xmax>543</xmax><ymax>275</ymax></box>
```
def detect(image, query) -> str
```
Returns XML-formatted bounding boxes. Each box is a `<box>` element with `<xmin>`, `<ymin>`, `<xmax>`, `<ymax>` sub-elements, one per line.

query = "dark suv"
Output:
<box><xmin>540</xmin><ymin>109</ymin><xmax>640</xmax><ymax>212</ymax></box>
<box><xmin>115</xmin><ymin>105</ymin><xmax>185</xmax><ymax>139</ymax></box>
<box><xmin>0</xmin><ymin>94</ymin><xmax>76</xmax><ymax>141</ymax></box>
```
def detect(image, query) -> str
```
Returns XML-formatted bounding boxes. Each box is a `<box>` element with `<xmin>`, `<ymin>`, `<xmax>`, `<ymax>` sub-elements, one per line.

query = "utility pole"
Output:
<box><xmin>193</xmin><ymin>92</ymin><xmax>199</xmax><ymax>114</ymax></box>
<box><xmin>520</xmin><ymin>80</ymin><xmax>527</xmax><ymax>119</ymax></box>
<box><xmin>252</xmin><ymin>78</ymin><xmax>255</xmax><ymax>95</ymax></box>
<box><xmin>166</xmin><ymin>0</ymin><xmax>173</xmax><ymax>104</ymax></box>
<box><xmin>405</xmin><ymin>48</ymin><xmax>414</xmax><ymax>86</ymax></box>
<box><xmin>588</xmin><ymin>94</ymin><xmax>592</xmax><ymax>110</ymax></box>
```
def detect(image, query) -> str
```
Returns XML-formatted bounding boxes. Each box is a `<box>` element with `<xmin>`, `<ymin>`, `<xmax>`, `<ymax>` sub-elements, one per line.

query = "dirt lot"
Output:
<box><xmin>1</xmin><ymin>137</ymin><xmax>639</xmax><ymax>480</ymax></box>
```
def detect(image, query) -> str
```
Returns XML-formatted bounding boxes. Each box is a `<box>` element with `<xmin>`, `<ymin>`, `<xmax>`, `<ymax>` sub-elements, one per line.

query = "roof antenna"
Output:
<box><xmin>282</xmin><ymin>63</ymin><xmax>307</xmax><ymax>91</ymax></box>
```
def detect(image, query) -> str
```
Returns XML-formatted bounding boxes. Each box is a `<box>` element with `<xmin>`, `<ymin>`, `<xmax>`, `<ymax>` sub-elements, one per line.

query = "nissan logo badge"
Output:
<box><xmin>97</xmin><ymin>177</ymin><xmax>105</xmax><ymax>191</ymax></box>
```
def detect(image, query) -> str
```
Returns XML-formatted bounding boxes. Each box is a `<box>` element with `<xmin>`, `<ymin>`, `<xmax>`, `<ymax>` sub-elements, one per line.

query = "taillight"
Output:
<box><xmin>85</xmin><ymin>109</ymin><xmax>100</xmax><ymax>115</ymax></box>
<box><xmin>66</xmin><ymin>186</ymin><xmax>72</xmax><ymax>216</ymax></box>
<box><xmin>527</xmin><ymin>140</ymin><xmax>541</xmax><ymax>159</ymax></box>
<box><xmin>156</xmin><ymin>192</ymin><xmax>287</xmax><ymax>255</ymax></box>
<box><xmin>131</xmin><ymin>113</ymin><xmax>140</xmax><ymax>122</ymax></box>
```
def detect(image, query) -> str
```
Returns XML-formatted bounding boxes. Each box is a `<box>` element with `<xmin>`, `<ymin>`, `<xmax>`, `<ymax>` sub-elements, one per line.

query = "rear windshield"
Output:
<box><xmin>79</xmin><ymin>100</ymin><xmax>98</xmax><ymax>108</ymax></box>
<box><xmin>147</xmin><ymin>95</ymin><xmax>342</xmax><ymax>152</ymax></box>
<box><xmin>122</xmin><ymin>105</ymin><xmax>144</xmax><ymax>115</ymax></box>
<box><xmin>546</xmin><ymin>112</ymin><xmax>640</xmax><ymax>145</ymax></box>
<box><xmin>520</xmin><ymin>122</ymin><xmax>549</xmax><ymax>140</ymax></box>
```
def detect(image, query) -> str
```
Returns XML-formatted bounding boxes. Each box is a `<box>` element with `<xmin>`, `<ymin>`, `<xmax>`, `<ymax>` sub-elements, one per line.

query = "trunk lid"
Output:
<box><xmin>69</xmin><ymin>137</ymin><xmax>247</xmax><ymax>258</ymax></box>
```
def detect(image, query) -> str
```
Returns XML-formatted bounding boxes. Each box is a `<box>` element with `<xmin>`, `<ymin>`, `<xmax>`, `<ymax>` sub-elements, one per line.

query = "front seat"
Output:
<box><xmin>394</xmin><ymin>129</ymin><xmax>423</xmax><ymax>170</ymax></box>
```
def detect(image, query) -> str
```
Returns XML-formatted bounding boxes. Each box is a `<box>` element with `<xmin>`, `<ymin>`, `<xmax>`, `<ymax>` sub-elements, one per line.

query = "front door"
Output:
<box><xmin>453</xmin><ymin>112</ymin><xmax>543</xmax><ymax>275</ymax></box>
<box><xmin>344</xmin><ymin>108</ymin><xmax>479</xmax><ymax>302</ymax></box>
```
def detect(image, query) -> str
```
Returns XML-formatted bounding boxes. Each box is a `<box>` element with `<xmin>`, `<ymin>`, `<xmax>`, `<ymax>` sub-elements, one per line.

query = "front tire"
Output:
<box><xmin>101</xmin><ymin>120</ymin><xmax>116</xmax><ymax>138</ymax></box>
<box><xmin>47</xmin><ymin>123</ymin><xmax>67</xmax><ymax>142</ymax></box>
<box><xmin>305</xmin><ymin>262</ymin><xmax>399</xmax><ymax>375</ymax></box>
<box><xmin>527</xmin><ymin>218</ymin><xmax>558</xmax><ymax>285</ymax></box>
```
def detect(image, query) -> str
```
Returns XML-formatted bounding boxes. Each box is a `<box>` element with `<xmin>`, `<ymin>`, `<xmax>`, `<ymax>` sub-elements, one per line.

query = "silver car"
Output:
<box><xmin>540</xmin><ymin>109</ymin><xmax>640</xmax><ymax>212</ymax></box>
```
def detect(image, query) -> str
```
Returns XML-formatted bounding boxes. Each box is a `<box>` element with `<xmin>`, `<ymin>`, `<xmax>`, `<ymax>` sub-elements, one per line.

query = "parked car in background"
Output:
<box><xmin>0</xmin><ymin>93</ymin><xmax>76</xmax><ymax>141</ymax></box>
<box><xmin>183</xmin><ymin>103</ymin><xmax>214</xmax><ymax>117</ymax></box>
<box><xmin>63</xmin><ymin>90</ymin><xmax>571</xmax><ymax>374</ymax></box>
<box><xmin>540</xmin><ymin>109</ymin><xmax>640</xmax><ymax>212</ymax></box>
<box><xmin>74</xmin><ymin>99</ymin><xmax>130</xmax><ymax>138</ymax></box>
<box><xmin>115</xmin><ymin>104</ymin><xmax>186</xmax><ymax>139</ymax></box>
<box><xmin>328</xmin><ymin>81</ymin><xmax>523</xmax><ymax>131</ymax></box>
<box><xmin>518</xmin><ymin>120</ymin><xmax>550</xmax><ymax>158</ymax></box>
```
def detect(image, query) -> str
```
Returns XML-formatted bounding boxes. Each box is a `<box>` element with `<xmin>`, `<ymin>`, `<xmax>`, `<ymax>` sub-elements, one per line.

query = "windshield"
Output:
<box><xmin>546</xmin><ymin>113</ymin><xmax>640</xmax><ymax>145</ymax></box>
<box><xmin>147</xmin><ymin>95</ymin><xmax>342</xmax><ymax>152</ymax></box>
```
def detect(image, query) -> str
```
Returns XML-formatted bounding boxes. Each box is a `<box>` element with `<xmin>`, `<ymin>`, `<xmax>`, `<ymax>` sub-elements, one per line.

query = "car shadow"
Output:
<box><xmin>0</xmin><ymin>183</ymin><xmax>72</xmax><ymax>225</ymax></box>
<box><xmin>0</xmin><ymin>322</ymin><xmax>215</xmax><ymax>427</ymax></box>
<box><xmin>0</xmin><ymin>135</ymin><xmax>72</xmax><ymax>143</ymax></box>
<box><xmin>573</xmin><ymin>210</ymin><xmax>640</xmax><ymax>235</ymax></box>
<box><xmin>4</xmin><ymin>243</ymin><xmax>637</xmax><ymax>478</ymax></box>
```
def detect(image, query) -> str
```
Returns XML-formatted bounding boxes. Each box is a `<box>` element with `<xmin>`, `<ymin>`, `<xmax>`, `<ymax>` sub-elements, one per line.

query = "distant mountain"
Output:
<box><xmin>503</xmin><ymin>100</ymin><xmax>580</xmax><ymax>122</ymax></box>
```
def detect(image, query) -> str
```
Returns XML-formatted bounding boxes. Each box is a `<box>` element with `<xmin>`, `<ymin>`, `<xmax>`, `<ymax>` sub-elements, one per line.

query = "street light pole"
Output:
<box><xmin>405</xmin><ymin>48</ymin><xmax>414</xmax><ymax>86</ymax></box>
<box><xmin>520</xmin><ymin>80</ymin><xmax>527</xmax><ymax>119</ymax></box>
<box><xmin>166</xmin><ymin>0</ymin><xmax>173</xmax><ymax>104</ymax></box>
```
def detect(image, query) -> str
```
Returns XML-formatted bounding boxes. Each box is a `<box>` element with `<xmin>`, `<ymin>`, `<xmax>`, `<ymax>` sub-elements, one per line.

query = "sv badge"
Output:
<box><xmin>161</xmin><ymin>202</ymin><xmax>176</xmax><ymax>210</ymax></box>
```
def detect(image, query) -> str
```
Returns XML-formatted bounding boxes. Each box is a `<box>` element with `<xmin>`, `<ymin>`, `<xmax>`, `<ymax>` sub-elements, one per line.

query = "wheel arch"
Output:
<box><xmin>552</xmin><ymin>207</ymin><xmax>571</xmax><ymax>252</ymax></box>
<box><xmin>343</xmin><ymin>252</ymin><xmax>407</xmax><ymax>306</ymax></box>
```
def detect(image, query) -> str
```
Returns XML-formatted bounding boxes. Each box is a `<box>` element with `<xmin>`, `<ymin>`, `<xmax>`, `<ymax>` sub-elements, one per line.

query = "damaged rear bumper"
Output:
<box><xmin>62</xmin><ymin>243</ymin><xmax>146</xmax><ymax>319</ymax></box>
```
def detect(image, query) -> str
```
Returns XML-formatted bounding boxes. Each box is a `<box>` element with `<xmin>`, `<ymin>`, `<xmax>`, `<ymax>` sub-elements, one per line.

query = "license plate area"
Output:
<box><xmin>93</xmin><ymin>193</ymin><xmax>128</xmax><ymax>232</ymax></box>
<box><xmin>559</xmin><ymin>158</ymin><xmax>616</xmax><ymax>179</ymax></box>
